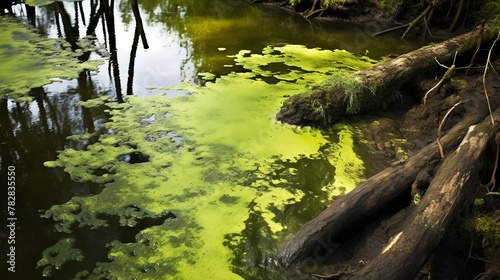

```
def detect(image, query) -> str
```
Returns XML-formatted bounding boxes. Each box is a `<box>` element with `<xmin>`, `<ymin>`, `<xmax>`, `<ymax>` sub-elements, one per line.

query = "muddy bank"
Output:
<box><xmin>258</xmin><ymin>0</ymin><xmax>489</xmax><ymax>39</ymax></box>
<box><xmin>256</xmin><ymin>2</ymin><xmax>500</xmax><ymax>279</ymax></box>
<box><xmin>260</xmin><ymin>0</ymin><xmax>388</xmax><ymax>24</ymax></box>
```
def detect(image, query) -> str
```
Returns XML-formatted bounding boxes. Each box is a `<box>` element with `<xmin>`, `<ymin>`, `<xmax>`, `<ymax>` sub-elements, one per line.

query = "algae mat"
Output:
<box><xmin>41</xmin><ymin>45</ymin><xmax>375</xmax><ymax>279</ymax></box>
<box><xmin>0</xmin><ymin>17</ymin><xmax>103</xmax><ymax>101</ymax></box>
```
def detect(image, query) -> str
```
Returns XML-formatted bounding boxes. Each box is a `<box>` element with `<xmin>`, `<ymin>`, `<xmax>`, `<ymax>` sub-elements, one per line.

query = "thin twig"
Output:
<box><xmin>484</xmin><ymin>132</ymin><xmax>500</xmax><ymax>192</ymax></box>
<box><xmin>305</xmin><ymin>0</ymin><xmax>320</xmax><ymax>18</ymax></box>
<box><xmin>489</xmin><ymin>61</ymin><xmax>500</xmax><ymax>80</ymax></box>
<box><xmin>423</xmin><ymin>52</ymin><xmax>458</xmax><ymax>112</ymax></box>
<box><xmin>373</xmin><ymin>24</ymin><xmax>408</xmax><ymax>36</ymax></box>
<box><xmin>306</xmin><ymin>8</ymin><xmax>324</xmax><ymax>18</ymax></box>
<box><xmin>467</xmin><ymin>21</ymin><xmax>485</xmax><ymax>75</ymax></box>
<box><xmin>402</xmin><ymin>5</ymin><xmax>432</xmax><ymax>38</ymax></box>
<box><xmin>310</xmin><ymin>272</ymin><xmax>342</xmax><ymax>279</ymax></box>
<box><xmin>310</xmin><ymin>272</ymin><xmax>353</xmax><ymax>279</ymax></box>
<box><xmin>482</xmin><ymin>30</ymin><xmax>500</xmax><ymax>126</ymax></box>
<box><xmin>437</xmin><ymin>100</ymin><xmax>464</xmax><ymax>158</ymax></box>
<box><xmin>423</xmin><ymin>14</ymin><xmax>435</xmax><ymax>38</ymax></box>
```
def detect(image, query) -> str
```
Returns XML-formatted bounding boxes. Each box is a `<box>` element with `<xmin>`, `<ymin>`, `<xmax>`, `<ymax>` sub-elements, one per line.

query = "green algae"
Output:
<box><xmin>322</xmin><ymin>123</ymin><xmax>365</xmax><ymax>198</ymax></box>
<box><xmin>79</xmin><ymin>95</ymin><xmax>109</xmax><ymax>108</ymax></box>
<box><xmin>233</xmin><ymin>45</ymin><xmax>377</xmax><ymax>84</ymax></box>
<box><xmin>37</xmin><ymin>238</ymin><xmax>84</xmax><ymax>277</ymax></box>
<box><xmin>0</xmin><ymin>17</ymin><xmax>104</xmax><ymax>101</ymax></box>
<box><xmin>42</xmin><ymin>45</ymin><xmax>374</xmax><ymax>279</ymax></box>
<box><xmin>25</xmin><ymin>0</ymin><xmax>80</xmax><ymax>6</ymax></box>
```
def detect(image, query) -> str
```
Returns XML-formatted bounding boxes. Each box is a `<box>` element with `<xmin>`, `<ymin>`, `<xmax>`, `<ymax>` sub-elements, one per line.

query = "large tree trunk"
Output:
<box><xmin>276</xmin><ymin>26</ymin><xmax>497</xmax><ymax>127</ymax></box>
<box><xmin>278</xmin><ymin>107</ymin><xmax>499</xmax><ymax>266</ymax></box>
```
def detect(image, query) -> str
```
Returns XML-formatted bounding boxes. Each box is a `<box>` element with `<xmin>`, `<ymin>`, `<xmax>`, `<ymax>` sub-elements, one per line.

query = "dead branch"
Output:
<box><xmin>278</xmin><ymin>107</ymin><xmax>496</xmax><ymax>265</ymax></box>
<box><xmin>422</xmin><ymin>52</ymin><xmax>458</xmax><ymax>112</ymax></box>
<box><xmin>402</xmin><ymin>5</ymin><xmax>432</xmax><ymax>38</ymax></box>
<box><xmin>482</xmin><ymin>30</ymin><xmax>500</xmax><ymax>125</ymax></box>
<box><xmin>437</xmin><ymin>100</ymin><xmax>464</xmax><ymax>158</ymax></box>
<box><xmin>485</xmin><ymin>132</ymin><xmax>500</xmax><ymax>192</ymax></box>
<box><xmin>305</xmin><ymin>0</ymin><xmax>320</xmax><ymax>18</ymax></box>
<box><xmin>278</xmin><ymin>26</ymin><xmax>497</xmax><ymax>127</ymax></box>
<box><xmin>449</xmin><ymin>0</ymin><xmax>466</xmax><ymax>32</ymax></box>
<box><xmin>467</xmin><ymin>21</ymin><xmax>486</xmax><ymax>74</ymax></box>
<box><xmin>310</xmin><ymin>272</ymin><xmax>351</xmax><ymax>279</ymax></box>
<box><xmin>354</xmin><ymin>108</ymin><xmax>500</xmax><ymax>280</ymax></box>
<box><xmin>373</xmin><ymin>24</ymin><xmax>409</xmax><ymax>36</ymax></box>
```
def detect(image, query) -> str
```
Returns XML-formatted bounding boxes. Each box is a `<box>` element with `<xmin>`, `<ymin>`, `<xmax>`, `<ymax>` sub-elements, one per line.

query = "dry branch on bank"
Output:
<box><xmin>353</xmin><ymin>109</ymin><xmax>500</xmax><ymax>279</ymax></box>
<box><xmin>278</xmin><ymin>106</ymin><xmax>500</xmax><ymax>272</ymax></box>
<box><xmin>276</xmin><ymin>25</ymin><xmax>498</xmax><ymax>127</ymax></box>
<box><xmin>278</xmin><ymin>111</ymin><xmax>491</xmax><ymax>264</ymax></box>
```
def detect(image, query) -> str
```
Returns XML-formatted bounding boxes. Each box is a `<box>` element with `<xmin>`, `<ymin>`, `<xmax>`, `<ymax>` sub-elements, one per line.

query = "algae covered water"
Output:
<box><xmin>1</xmin><ymin>0</ymin><xmax>416</xmax><ymax>279</ymax></box>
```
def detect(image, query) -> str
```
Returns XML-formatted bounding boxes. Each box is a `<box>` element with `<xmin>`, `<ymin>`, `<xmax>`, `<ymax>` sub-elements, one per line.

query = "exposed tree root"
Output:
<box><xmin>278</xmin><ymin>105</ymin><xmax>499</xmax><ymax>265</ymax></box>
<box><xmin>437</xmin><ymin>100</ymin><xmax>464</xmax><ymax>158</ymax></box>
<box><xmin>279</xmin><ymin>108</ymin><xmax>500</xmax><ymax>280</ymax></box>
<box><xmin>482</xmin><ymin>30</ymin><xmax>500</xmax><ymax>125</ymax></box>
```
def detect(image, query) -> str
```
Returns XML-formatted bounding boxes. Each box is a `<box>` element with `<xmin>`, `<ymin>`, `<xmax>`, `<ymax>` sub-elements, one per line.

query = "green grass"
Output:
<box><xmin>318</xmin><ymin>71</ymin><xmax>372</xmax><ymax>114</ymax></box>
<box><xmin>485</xmin><ymin>0</ymin><xmax>500</xmax><ymax>29</ymax></box>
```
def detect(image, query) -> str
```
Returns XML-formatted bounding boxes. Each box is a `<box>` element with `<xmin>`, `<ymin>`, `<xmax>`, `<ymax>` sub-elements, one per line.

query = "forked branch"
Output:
<box><xmin>422</xmin><ymin>52</ymin><xmax>458</xmax><ymax>112</ymax></box>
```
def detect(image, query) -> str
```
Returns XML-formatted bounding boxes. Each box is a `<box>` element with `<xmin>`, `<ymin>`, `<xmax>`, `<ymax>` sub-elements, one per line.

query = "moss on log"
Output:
<box><xmin>276</xmin><ymin>26</ymin><xmax>498</xmax><ymax>126</ymax></box>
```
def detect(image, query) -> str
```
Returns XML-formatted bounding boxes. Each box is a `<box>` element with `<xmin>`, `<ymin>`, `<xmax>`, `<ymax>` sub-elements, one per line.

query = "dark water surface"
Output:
<box><xmin>1</xmin><ymin>1</ymin><xmax>420</xmax><ymax>279</ymax></box>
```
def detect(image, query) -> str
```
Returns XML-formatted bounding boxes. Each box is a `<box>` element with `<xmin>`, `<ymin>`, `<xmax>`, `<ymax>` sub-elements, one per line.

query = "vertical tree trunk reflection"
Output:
<box><xmin>33</xmin><ymin>88</ymin><xmax>58</xmax><ymax>159</ymax></box>
<box><xmin>77</xmin><ymin>71</ymin><xmax>97</xmax><ymax>134</ymax></box>
<box><xmin>0</xmin><ymin>100</ymin><xmax>24</xmax><ymax>163</ymax></box>
<box><xmin>101</xmin><ymin>0</ymin><xmax>123</xmax><ymax>102</ymax></box>
<box><xmin>127</xmin><ymin>0</ymin><xmax>149</xmax><ymax>95</ymax></box>
<box><xmin>130</xmin><ymin>0</ymin><xmax>149</xmax><ymax>49</ymax></box>
<box><xmin>127</xmin><ymin>28</ymin><xmax>140</xmax><ymax>95</ymax></box>
<box><xmin>78</xmin><ymin>1</ymin><xmax>86</xmax><ymax>26</ymax></box>
<box><xmin>54</xmin><ymin>1</ymin><xmax>79</xmax><ymax>50</ymax></box>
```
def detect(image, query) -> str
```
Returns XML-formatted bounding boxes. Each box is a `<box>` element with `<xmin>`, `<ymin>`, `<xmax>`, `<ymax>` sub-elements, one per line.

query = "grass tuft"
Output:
<box><xmin>319</xmin><ymin>71</ymin><xmax>373</xmax><ymax>114</ymax></box>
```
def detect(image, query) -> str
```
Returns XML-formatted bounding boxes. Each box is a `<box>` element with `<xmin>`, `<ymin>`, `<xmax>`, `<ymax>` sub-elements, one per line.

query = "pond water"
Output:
<box><xmin>1</xmin><ymin>1</ymin><xmax>420</xmax><ymax>279</ymax></box>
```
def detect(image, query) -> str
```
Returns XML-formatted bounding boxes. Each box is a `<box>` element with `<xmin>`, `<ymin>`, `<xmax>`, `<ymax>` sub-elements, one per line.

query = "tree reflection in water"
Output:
<box><xmin>0</xmin><ymin>1</ymin><xmax>419</xmax><ymax>278</ymax></box>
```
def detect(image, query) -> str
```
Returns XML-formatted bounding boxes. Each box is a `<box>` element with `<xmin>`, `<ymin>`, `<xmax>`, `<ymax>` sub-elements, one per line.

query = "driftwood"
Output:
<box><xmin>353</xmin><ymin>110</ymin><xmax>499</xmax><ymax>279</ymax></box>
<box><xmin>278</xmin><ymin>107</ymin><xmax>499</xmax><ymax>267</ymax></box>
<box><xmin>276</xmin><ymin>26</ymin><xmax>497</xmax><ymax>127</ymax></box>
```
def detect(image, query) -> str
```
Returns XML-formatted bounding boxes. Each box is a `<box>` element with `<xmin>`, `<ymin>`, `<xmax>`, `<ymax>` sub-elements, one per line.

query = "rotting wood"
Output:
<box><xmin>352</xmin><ymin>109</ymin><xmax>500</xmax><ymax>280</ymax></box>
<box><xmin>278</xmin><ymin>107</ymin><xmax>498</xmax><ymax>265</ymax></box>
<box><xmin>276</xmin><ymin>26</ymin><xmax>498</xmax><ymax>127</ymax></box>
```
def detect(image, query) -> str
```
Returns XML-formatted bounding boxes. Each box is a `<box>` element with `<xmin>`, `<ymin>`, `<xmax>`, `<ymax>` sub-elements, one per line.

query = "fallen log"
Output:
<box><xmin>276</xmin><ymin>25</ymin><xmax>497</xmax><ymax>127</ymax></box>
<box><xmin>353</xmin><ymin>110</ymin><xmax>500</xmax><ymax>280</ymax></box>
<box><xmin>278</xmin><ymin>107</ymin><xmax>498</xmax><ymax>266</ymax></box>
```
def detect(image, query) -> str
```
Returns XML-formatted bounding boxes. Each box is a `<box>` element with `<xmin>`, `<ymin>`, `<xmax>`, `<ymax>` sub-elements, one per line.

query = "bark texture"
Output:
<box><xmin>353</xmin><ymin>111</ymin><xmax>498</xmax><ymax>279</ymax></box>
<box><xmin>276</xmin><ymin>26</ymin><xmax>497</xmax><ymax>126</ymax></box>
<box><xmin>278</xmin><ymin>108</ymin><xmax>499</xmax><ymax>267</ymax></box>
